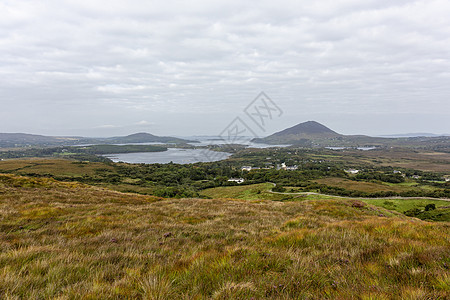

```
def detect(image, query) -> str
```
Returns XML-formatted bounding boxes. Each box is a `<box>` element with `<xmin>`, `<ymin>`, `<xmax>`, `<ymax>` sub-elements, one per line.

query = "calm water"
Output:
<box><xmin>101</xmin><ymin>136</ymin><xmax>289</xmax><ymax>164</ymax></box>
<box><xmin>184</xmin><ymin>137</ymin><xmax>290</xmax><ymax>149</ymax></box>
<box><xmin>103</xmin><ymin>148</ymin><xmax>231</xmax><ymax>164</ymax></box>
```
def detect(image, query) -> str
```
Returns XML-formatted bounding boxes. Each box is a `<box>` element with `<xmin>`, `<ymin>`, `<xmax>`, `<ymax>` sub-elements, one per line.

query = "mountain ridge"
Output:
<box><xmin>0</xmin><ymin>132</ymin><xmax>194</xmax><ymax>148</ymax></box>
<box><xmin>1</xmin><ymin>124</ymin><xmax>449</xmax><ymax>149</ymax></box>
<box><xmin>106</xmin><ymin>132</ymin><xmax>195</xmax><ymax>144</ymax></box>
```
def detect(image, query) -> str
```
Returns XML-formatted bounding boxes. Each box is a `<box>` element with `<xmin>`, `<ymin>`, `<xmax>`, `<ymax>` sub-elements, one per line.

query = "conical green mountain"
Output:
<box><xmin>251</xmin><ymin>121</ymin><xmax>342</xmax><ymax>145</ymax></box>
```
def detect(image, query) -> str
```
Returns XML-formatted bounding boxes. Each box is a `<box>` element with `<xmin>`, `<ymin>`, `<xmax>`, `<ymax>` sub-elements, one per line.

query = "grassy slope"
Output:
<box><xmin>0</xmin><ymin>159</ymin><xmax>160</xmax><ymax>196</ymax></box>
<box><xmin>0</xmin><ymin>174</ymin><xmax>449</xmax><ymax>299</ymax></box>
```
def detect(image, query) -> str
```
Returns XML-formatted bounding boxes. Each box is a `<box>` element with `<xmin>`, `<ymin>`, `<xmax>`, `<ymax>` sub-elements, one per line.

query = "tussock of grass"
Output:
<box><xmin>0</xmin><ymin>174</ymin><xmax>449</xmax><ymax>298</ymax></box>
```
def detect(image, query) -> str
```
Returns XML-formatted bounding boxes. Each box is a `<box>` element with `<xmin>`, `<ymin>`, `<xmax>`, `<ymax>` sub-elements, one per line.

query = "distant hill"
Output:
<box><xmin>0</xmin><ymin>132</ymin><xmax>195</xmax><ymax>148</ymax></box>
<box><xmin>0</xmin><ymin>133</ymin><xmax>85</xmax><ymax>148</ymax></box>
<box><xmin>252</xmin><ymin>121</ymin><xmax>344</xmax><ymax>145</ymax></box>
<box><xmin>105</xmin><ymin>133</ymin><xmax>195</xmax><ymax>144</ymax></box>
<box><xmin>266</xmin><ymin>121</ymin><xmax>339</xmax><ymax>138</ymax></box>
<box><xmin>252</xmin><ymin>121</ymin><xmax>450</xmax><ymax>148</ymax></box>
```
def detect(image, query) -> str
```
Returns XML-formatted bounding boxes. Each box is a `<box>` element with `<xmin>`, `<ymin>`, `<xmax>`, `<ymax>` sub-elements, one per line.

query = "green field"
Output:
<box><xmin>314</xmin><ymin>177</ymin><xmax>440</xmax><ymax>193</ymax></box>
<box><xmin>362</xmin><ymin>198</ymin><xmax>449</xmax><ymax>212</ymax></box>
<box><xmin>362</xmin><ymin>198</ymin><xmax>450</xmax><ymax>222</ymax></box>
<box><xmin>200</xmin><ymin>183</ymin><xmax>300</xmax><ymax>201</ymax></box>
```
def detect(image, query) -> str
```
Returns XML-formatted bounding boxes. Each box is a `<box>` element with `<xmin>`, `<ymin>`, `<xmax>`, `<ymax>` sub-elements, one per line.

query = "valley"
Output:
<box><xmin>0</xmin><ymin>121</ymin><xmax>449</xmax><ymax>298</ymax></box>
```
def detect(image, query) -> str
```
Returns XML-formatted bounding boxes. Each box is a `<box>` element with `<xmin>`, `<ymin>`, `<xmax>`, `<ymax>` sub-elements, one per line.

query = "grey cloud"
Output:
<box><xmin>0</xmin><ymin>0</ymin><xmax>449</xmax><ymax>136</ymax></box>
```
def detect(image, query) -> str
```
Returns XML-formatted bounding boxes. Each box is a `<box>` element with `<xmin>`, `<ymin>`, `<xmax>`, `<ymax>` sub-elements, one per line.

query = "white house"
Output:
<box><xmin>228</xmin><ymin>178</ymin><xmax>245</xmax><ymax>184</ymax></box>
<box><xmin>345</xmin><ymin>169</ymin><xmax>360</xmax><ymax>174</ymax></box>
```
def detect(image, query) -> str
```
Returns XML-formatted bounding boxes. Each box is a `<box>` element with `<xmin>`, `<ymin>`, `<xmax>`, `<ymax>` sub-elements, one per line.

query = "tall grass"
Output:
<box><xmin>0</xmin><ymin>174</ymin><xmax>449</xmax><ymax>299</ymax></box>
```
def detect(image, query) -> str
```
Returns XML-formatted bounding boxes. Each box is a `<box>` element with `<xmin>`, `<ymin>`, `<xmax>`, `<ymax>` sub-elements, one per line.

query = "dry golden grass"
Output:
<box><xmin>0</xmin><ymin>174</ymin><xmax>449</xmax><ymax>299</ymax></box>
<box><xmin>0</xmin><ymin>158</ymin><xmax>114</xmax><ymax>176</ymax></box>
<box><xmin>344</xmin><ymin>149</ymin><xmax>450</xmax><ymax>172</ymax></box>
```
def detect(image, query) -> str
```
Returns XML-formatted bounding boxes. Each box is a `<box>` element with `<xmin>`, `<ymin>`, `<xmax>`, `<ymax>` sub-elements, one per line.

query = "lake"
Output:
<box><xmin>101</xmin><ymin>136</ymin><xmax>289</xmax><ymax>164</ymax></box>
<box><xmin>103</xmin><ymin>148</ymin><xmax>231</xmax><ymax>164</ymax></box>
<box><xmin>185</xmin><ymin>136</ymin><xmax>290</xmax><ymax>149</ymax></box>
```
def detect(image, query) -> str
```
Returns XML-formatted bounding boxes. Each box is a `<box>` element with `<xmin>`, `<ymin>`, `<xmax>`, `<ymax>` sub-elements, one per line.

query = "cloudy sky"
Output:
<box><xmin>1</xmin><ymin>0</ymin><xmax>449</xmax><ymax>137</ymax></box>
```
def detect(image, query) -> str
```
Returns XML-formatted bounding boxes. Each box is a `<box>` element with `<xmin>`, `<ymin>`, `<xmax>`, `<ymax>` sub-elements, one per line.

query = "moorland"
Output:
<box><xmin>0</xmin><ymin>122</ymin><xmax>449</xmax><ymax>298</ymax></box>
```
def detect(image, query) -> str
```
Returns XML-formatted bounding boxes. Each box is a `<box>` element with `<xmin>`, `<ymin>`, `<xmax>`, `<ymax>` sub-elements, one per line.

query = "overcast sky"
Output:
<box><xmin>1</xmin><ymin>0</ymin><xmax>449</xmax><ymax>137</ymax></box>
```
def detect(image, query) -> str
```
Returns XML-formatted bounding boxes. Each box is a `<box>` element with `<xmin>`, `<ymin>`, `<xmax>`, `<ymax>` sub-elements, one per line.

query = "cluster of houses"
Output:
<box><xmin>241</xmin><ymin>166</ymin><xmax>259</xmax><ymax>171</ymax></box>
<box><xmin>277</xmin><ymin>162</ymin><xmax>298</xmax><ymax>170</ymax></box>
<box><xmin>394</xmin><ymin>170</ymin><xmax>419</xmax><ymax>179</ymax></box>
<box><xmin>241</xmin><ymin>163</ymin><xmax>298</xmax><ymax>172</ymax></box>
<box><xmin>228</xmin><ymin>162</ymin><xmax>299</xmax><ymax>184</ymax></box>
<box><xmin>343</xmin><ymin>169</ymin><xmax>450</xmax><ymax>182</ymax></box>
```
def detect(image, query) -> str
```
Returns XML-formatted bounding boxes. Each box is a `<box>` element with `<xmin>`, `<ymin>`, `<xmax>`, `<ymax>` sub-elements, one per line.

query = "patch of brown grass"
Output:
<box><xmin>0</xmin><ymin>158</ymin><xmax>114</xmax><ymax>176</ymax></box>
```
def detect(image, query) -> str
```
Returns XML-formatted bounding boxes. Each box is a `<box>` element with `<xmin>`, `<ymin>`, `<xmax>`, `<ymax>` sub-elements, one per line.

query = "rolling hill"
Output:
<box><xmin>251</xmin><ymin>121</ymin><xmax>372</xmax><ymax>146</ymax></box>
<box><xmin>259</xmin><ymin>120</ymin><xmax>340</xmax><ymax>139</ymax></box>
<box><xmin>105</xmin><ymin>132</ymin><xmax>195</xmax><ymax>144</ymax></box>
<box><xmin>0</xmin><ymin>133</ymin><xmax>87</xmax><ymax>148</ymax></box>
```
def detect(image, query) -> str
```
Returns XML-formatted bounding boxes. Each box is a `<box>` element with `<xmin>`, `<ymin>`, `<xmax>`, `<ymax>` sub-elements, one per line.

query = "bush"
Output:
<box><xmin>153</xmin><ymin>186</ymin><xmax>199</xmax><ymax>198</ymax></box>
<box><xmin>404</xmin><ymin>208</ymin><xmax>422</xmax><ymax>217</ymax></box>
<box><xmin>272</xmin><ymin>185</ymin><xmax>286</xmax><ymax>192</ymax></box>
<box><xmin>425</xmin><ymin>204</ymin><xmax>436</xmax><ymax>211</ymax></box>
